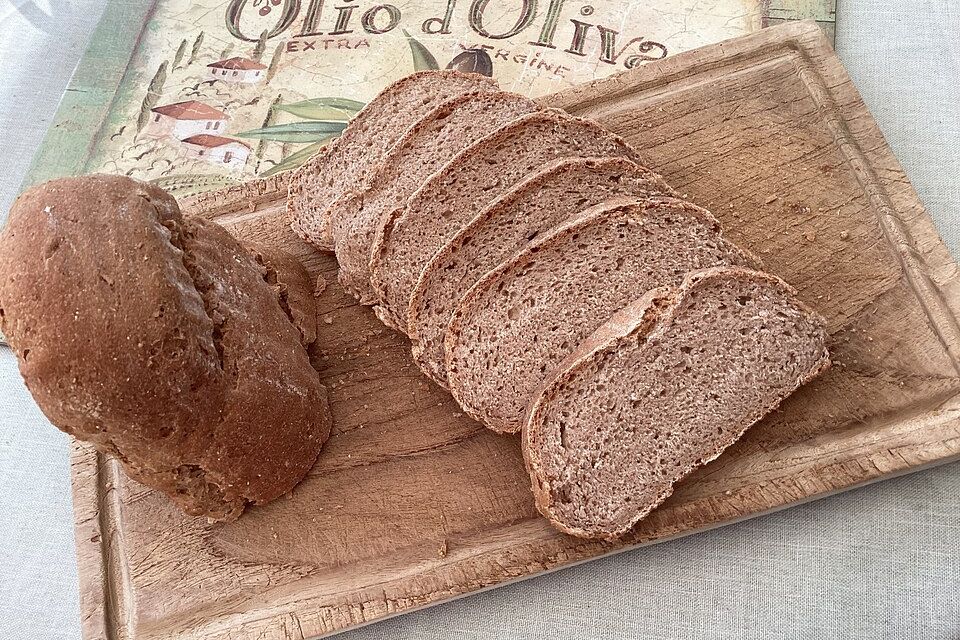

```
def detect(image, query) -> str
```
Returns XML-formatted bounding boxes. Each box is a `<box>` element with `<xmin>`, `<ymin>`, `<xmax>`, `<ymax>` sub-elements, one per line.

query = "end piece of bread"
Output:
<box><xmin>523</xmin><ymin>267</ymin><xmax>830</xmax><ymax>540</ymax></box>
<box><xmin>288</xmin><ymin>70</ymin><xmax>499</xmax><ymax>251</ymax></box>
<box><xmin>0</xmin><ymin>175</ymin><xmax>332</xmax><ymax>521</ymax></box>
<box><xmin>409</xmin><ymin>156</ymin><xmax>673</xmax><ymax>387</ymax></box>
<box><xmin>445</xmin><ymin>196</ymin><xmax>761</xmax><ymax>434</ymax></box>
<box><xmin>368</xmin><ymin>109</ymin><xmax>647</xmax><ymax>332</ymax></box>
<box><xmin>332</xmin><ymin>90</ymin><xmax>540</xmax><ymax>305</ymax></box>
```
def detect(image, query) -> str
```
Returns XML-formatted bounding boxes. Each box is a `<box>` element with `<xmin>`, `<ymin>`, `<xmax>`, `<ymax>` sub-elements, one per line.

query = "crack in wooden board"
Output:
<box><xmin>72</xmin><ymin>21</ymin><xmax>960</xmax><ymax>640</ymax></box>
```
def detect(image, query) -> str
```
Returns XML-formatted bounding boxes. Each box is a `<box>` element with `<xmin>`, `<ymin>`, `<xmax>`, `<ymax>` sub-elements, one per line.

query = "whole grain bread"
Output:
<box><xmin>368</xmin><ymin>109</ymin><xmax>647</xmax><ymax>331</ymax></box>
<box><xmin>288</xmin><ymin>70</ymin><xmax>499</xmax><ymax>251</ymax></box>
<box><xmin>251</xmin><ymin>244</ymin><xmax>319</xmax><ymax>348</ymax></box>
<box><xmin>332</xmin><ymin>91</ymin><xmax>540</xmax><ymax>304</ymax></box>
<box><xmin>409</xmin><ymin>157</ymin><xmax>673</xmax><ymax>387</ymax></box>
<box><xmin>445</xmin><ymin>196</ymin><xmax>761</xmax><ymax>434</ymax></box>
<box><xmin>523</xmin><ymin>267</ymin><xmax>830</xmax><ymax>539</ymax></box>
<box><xmin>0</xmin><ymin>176</ymin><xmax>332</xmax><ymax>521</ymax></box>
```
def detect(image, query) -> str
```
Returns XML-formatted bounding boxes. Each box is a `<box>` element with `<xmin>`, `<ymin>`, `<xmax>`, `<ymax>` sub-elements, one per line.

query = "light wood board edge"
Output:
<box><xmin>71</xmin><ymin>406</ymin><xmax>960</xmax><ymax>639</ymax></box>
<box><xmin>310</xmin><ymin>458</ymin><xmax>958</xmax><ymax>640</ymax></box>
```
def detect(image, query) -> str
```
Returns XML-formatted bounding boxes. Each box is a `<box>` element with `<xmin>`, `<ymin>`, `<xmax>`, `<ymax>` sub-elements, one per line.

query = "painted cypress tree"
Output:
<box><xmin>136</xmin><ymin>61</ymin><xmax>169</xmax><ymax>135</ymax></box>
<box><xmin>252</xmin><ymin>29</ymin><xmax>269</xmax><ymax>62</ymax></box>
<box><xmin>265</xmin><ymin>42</ymin><xmax>284</xmax><ymax>83</ymax></box>
<box><xmin>254</xmin><ymin>93</ymin><xmax>283</xmax><ymax>172</ymax></box>
<box><xmin>172</xmin><ymin>39</ymin><xmax>188</xmax><ymax>69</ymax></box>
<box><xmin>187</xmin><ymin>31</ymin><xmax>205</xmax><ymax>66</ymax></box>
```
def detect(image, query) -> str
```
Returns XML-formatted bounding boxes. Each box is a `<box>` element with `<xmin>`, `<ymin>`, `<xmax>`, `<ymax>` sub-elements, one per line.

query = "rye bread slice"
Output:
<box><xmin>332</xmin><ymin>91</ymin><xmax>541</xmax><ymax>304</ymax></box>
<box><xmin>409</xmin><ymin>157</ymin><xmax>673</xmax><ymax>387</ymax></box>
<box><xmin>288</xmin><ymin>70</ymin><xmax>498</xmax><ymax>251</ymax></box>
<box><xmin>368</xmin><ymin>109</ymin><xmax>646</xmax><ymax>331</ymax></box>
<box><xmin>445</xmin><ymin>196</ymin><xmax>761</xmax><ymax>434</ymax></box>
<box><xmin>523</xmin><ymin>267</ymin><xmax>830</xmax><ymax>540</ymax></box>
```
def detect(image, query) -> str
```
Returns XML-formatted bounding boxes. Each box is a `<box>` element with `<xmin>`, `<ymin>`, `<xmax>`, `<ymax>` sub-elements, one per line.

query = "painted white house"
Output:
<box><xmin>147</xmin><ymin>101</ymin><xmax>229</xmax><ymax>140</ymax></box>
<box><xmin>206</xmin><ymin>57</ymin><xmax>267</xmax><ymax>83</ymax></box>
<box><xmin>180</xmin><ymin>135</ymin><xmax>251</xmax><ymax>170</ymax></box>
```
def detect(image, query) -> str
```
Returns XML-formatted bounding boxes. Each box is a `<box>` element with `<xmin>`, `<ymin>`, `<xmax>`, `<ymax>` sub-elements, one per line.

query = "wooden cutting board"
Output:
<box><xmin>73</xmin><ymin>20</ymin><xmax>960</xmax><ymax>640</ymax></box>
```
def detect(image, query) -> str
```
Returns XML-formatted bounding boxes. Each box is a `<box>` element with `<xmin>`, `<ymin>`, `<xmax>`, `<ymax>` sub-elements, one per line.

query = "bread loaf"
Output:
<box><xmin>0</xmin><ymin>176</ymin><xmax>332</xmax><ymax>521</ymax></box>
<box><xmin>332</xmin><ymin>91</ymin><xmax>540</xmax><ymax>304</ymax></box>
<box><xmin>523</xmin><ymin>267</ymin><xmax>830</xmax><ymax>539</ymax></box>
<box><xmin>409</xmin><ymin>157</ymin><xmax>672</xmax><ymax>387</ymax></box>
<box><xmin>445</xmin><ymin>197</ymin><xmax>760</xmax><ymax>434</ymax></box>
<box><xmin>288</xmin><ymin>70</ymin><xmax>499</xmax><ymax>251</ymax></box>
<box><xmin>368</xmin><ymin>110</ymin><xmax>646</xmax><ymax>331</ymax></box>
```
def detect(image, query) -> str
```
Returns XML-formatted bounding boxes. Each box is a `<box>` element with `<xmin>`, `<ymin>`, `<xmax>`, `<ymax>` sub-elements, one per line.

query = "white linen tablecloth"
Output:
<box><xmin>0</xmin><ymin>1</ymin><xmax>958</xmax><ymax>638</ymax></box>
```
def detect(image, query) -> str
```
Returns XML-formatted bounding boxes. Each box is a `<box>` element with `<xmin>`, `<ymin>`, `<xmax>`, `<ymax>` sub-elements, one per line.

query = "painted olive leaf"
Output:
<box><xmin>151</xmin><ymin>173</ymin><xmax>240</xmax><ymax>197</ymax></box>
<box><xmin>260</xmin><ymin>140</ymin><xmax>326</xmax><ymax>177</ymax></box>
<box><xmin>403</xmin><ymin>29</ymin><xmax>440</xmax><ymax>71</ymax></box>
<box><xmin>275</xmin><ymin>98</ymin><xmax>366</xmax><ymax>121</ymax></box>
<box><xmin>235</xmin><ymin>121</ymin><xmax>347</xmax><ymax>143</ymax></box>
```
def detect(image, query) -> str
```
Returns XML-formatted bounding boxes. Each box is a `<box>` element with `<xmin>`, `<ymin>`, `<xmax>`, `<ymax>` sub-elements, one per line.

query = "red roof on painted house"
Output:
<box><xmin>151</xmin><ymin>101</ymin><xmax>227</xmax><ymax>121</ymax></box>
<box><xmin>207</xmin><ymin>57</ymin><xmax>267</xmax><ymax>71</ymax></box>
<box><xmin>181</xmin><ymin>135</ymin><xmax>250</xmax><ymax>149</ymax></box>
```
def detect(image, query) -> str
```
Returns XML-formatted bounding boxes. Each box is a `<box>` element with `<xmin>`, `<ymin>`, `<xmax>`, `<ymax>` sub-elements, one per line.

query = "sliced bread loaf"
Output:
<box><xmin>445</xmin><ymin>197</ymin><xmax>761</xmax><ymax>434</ymax></box>
<box><xmin>288</xmin><ymin>70</ymin><xmax>498</xmax><ymax>251</ymax></box>
<box><xmin>332</xmin><ymin>91</ymin><xmax>541</xmax><ymax>303</ymax></box>
<box><xmin>409</xmin><ymin>157</ymin><xmax>673</xmax><ymax>387</ymax></box>
<box><xmin>368</xmin><ymin>110</ymin><xmax>646</xmax><ymax>331</ymax></box>
<box><xmin>523</xmin><ymin>267</ymin><xmax>830</xmax><ymax>539</ymax></box>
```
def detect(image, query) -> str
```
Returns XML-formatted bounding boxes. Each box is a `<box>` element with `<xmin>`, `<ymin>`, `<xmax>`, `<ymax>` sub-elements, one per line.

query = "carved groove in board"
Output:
<box><xmin>552</xmin><ymin>46</ymin><xmax>802</xmax><ymax>122</ymax></box>
<box><xmin>182</xmin><ymin>174</ymin><xmax>292</xmax><ymax>219</ymax></box>
<box><xmin>99</xmin><ymin>402</ymin><xmax>960</xmax><ymax>639</ymax></box>
<box><xmin>787</xmin><ymin>45</ymin><xmax>960</xmax><ymax>373</ymax></box>
<box><xmin>541</xmin><ymin>21</ymin><xmax>817</xmax><ymax>115</ymax></box>
<box><xmin>162</xmin><ymin>516</ymin><xmax>565</xmax><ymax>638</ymax></box>
<box><xmin>96</xmin><ymin>452</ymin><xmax>128</xmax><ymax>640</ymax></box>
<box><xmin>687</xmin><ymin>396</ymin><xmax>960</xmax><ymax>485</ymax></box>
<box><xmin>213</xmin><ymin>207</ymin><xmax>284</xmax><ymax>228</ymax></box>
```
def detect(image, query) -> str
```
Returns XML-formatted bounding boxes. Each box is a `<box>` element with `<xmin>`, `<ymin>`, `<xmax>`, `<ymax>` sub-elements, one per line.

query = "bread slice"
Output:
<box><xmin>368</xmin><ymin>109</ymin><xmax>646</xmax><ymax>331</ymax></box>
<box><xmin>288</xmin><ymin>70</ymin><xmax>498</xmax><ymax>251</ymax></box>
<box><xmin>332</xmin><ymin>91</ymin><xmax>540</xmax><ymax>303</ymax></box>
<box><xmin>523</xmin><ymin>267</ymin><xmax>830</xmax><ymax>540</ymax></box>
<box><xmin>409</xmin><ymin>157</ymin><xmax>673</xmax><ymax>387</ymax></box>
<box><xmin>445</xmin><ymin>197</ymin><xmax>761</xmax><ymax>434</ymax></box>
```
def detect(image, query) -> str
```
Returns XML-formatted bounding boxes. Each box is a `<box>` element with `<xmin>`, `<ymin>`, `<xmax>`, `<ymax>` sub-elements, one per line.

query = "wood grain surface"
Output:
<box><xmin>72</xmin><ymin>21</ymin><xmax>960</xmax><ymax>640</ymax></box>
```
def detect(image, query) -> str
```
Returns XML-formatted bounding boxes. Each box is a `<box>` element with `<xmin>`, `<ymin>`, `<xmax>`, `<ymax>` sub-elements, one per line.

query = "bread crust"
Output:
<box><xmin>521</xmin><ymin>267</ymin><xmax>830</xmax><ymax>539</ymax></box>
<box><xmin>522</xmin><ymin>286</ymin><xmax>672</xmax><ymax>539</ymax></box>
<box><xmin>249</xmin><ymin>243</ymin><xmax>319</xmax><ymax>348</ymax></box>
<box><xmin>0</xmin><ymin>175</ymin><xmax>331</xmax><ymax>521</ymax></box>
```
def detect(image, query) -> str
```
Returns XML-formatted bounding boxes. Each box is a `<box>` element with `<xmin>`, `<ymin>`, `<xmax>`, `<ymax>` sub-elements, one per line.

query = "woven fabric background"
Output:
<box><xmin>0</xmin><ymin>0</ymin><xmax>957</xmax><ymax>638</ymax></box>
